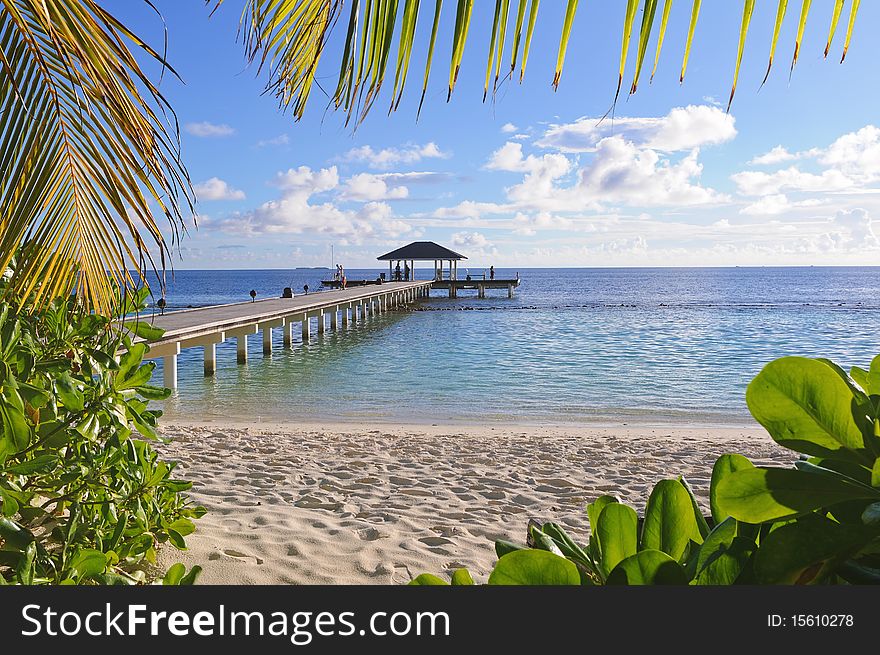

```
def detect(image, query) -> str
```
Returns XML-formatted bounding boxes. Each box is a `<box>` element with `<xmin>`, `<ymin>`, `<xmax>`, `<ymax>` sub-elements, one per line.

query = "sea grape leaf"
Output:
<box><xmin>746</xmin><ymin>356</ymin><xmax>876</xmax><ymax>463</ymax></box>
<box><xmin>487</xmin><ymin>550</ymin><xmax>581</xmax><ymax>586</ymax></box>
<box><xmin>606</xmin><ymin>550</ymin><xmax>688</xmax><ymax>585</ymax></box>
<box><xmin>596</xmin><ymin>502</ymin><xmax>638</xmax><ymax>577</ymax></box>
<box><xmin>715</xmin><ymin>467</ymin><xmax>880</xmax><ymax>523</ymax></box>
<box><xmin>640</xmin><ymin>479</ymin><xmax>701</xmax><ymax>560</ymax></box>
<box><xmin>710</xmin><ymin>454</ymin><xmax>755</xmax><ymax>524</ymax></box>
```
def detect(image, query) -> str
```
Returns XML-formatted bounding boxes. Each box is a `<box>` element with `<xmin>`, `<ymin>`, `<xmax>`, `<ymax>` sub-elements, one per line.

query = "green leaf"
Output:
<box><xmin>69</xmin><ymin>549</ymin><xmax>107</xmax><ymax>579</ymax></box>
<box><xmin>495</xmin><ymin>539</ymin><xmax>526</xmax><ymax>559</ymax></box>
<box><xmin>179</xmin><ymin>565</ymin><xmax>202</xmax><ymax>585</ymax></box>
<box><xmin>754</xmin><ymin>516</ymin><xmax>874</xmax><ymax>584</ymax></box>
<box><xmin>715</xmin><ymin>467</ymin><xmax>880</xmax><ymax>523</ymax></box>
<box><xmin>2</xmin><ymin>454</ymin><xmax>58</xmax><ymax>475</ymax></box>
<box><xmin>679</xmin><ymin>475</ymin><xmax>711</xmax><ymax>539</ymax></box>
<box><xmin>488</xmin><ymin>550</ymin><xmax>581</xmax><ymax>585</ymax></box>
<box><xmin>640</xmin><ymin>479</ymin><xmax>701</xmax><ymax>560</ymax></box>
<box><xmin>135</xmin><ymin>384</ymin><xmax>172</xmax><ymax>401</ymax></box>
<box><xmin>746</xmin><ymin>356</ymin><xmax>876</xmax><ymax>464</ymax></box>
<box><xmin>117</xmin><ymin>343</ymin><xmax>147</xmax><ymax>381</ymax></box>
<box><xmin>596</xmin><ymin>502</ymin><xmax>638</xmax><ymax>578</ymax></box>
<box><xmin>167</xmin><ymin>518</ymin><xmax>195</xmax><ymax>537</ymax></box>
<box><xmin>693</xmin><ymin>517</ymin><xmax>755</xmax><ymax>585</ymax></box>
<box><xmin>451</xmin><ymin>568</ymin><xmax>475</xmax><ymax>585</ymax></box>
<box><xmin>606</xmin><ymin>550</ymin><xmax>688</xmax><ymax>585</ymax></box>
<box><xmin>162</xmin><ymin>563</ymin><xmax>186</xmax><ymax>585</ymax></box>
<box><xmin>710</xmin><ymin>453</ymin><xmax>755</xmax><ymax>523</ymax></box>
<box><xmin>124</xmin><ymin>320</ymin><xmax>165</xmax><ymax>342</ymax></box>
<box><xmin>55</xmin><ymin>372</ymin><xmax>85</xmax><ymax>412</ymax></box>
<box><xmin>409</xmin><ymin>573</ymin><xmax>449</xmax><ymax>586</ymax></box>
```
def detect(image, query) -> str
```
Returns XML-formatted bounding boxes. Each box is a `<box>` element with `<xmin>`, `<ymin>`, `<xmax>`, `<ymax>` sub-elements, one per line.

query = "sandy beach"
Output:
<box><xmin>154</xmin><ymin>421</ymin><xmax>793</xmax><ymax>585</ymax></box>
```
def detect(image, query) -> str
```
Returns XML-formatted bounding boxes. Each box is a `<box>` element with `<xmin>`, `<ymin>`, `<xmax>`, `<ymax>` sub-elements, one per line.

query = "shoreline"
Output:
<box><xmin>155</xmin><ymin>420</ymin><xmax>789</xmax><ymax>585</ymax></box>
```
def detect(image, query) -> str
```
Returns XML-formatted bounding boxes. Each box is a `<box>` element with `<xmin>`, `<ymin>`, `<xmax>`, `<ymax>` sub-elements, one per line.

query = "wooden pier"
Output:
<box><xmin>136</xmin><ymin>280</ymin><xmax>432</xmax><ymax>390</ymax></box>
<box><xmin>432</xmin><ymin>277</ymin><xmax>521</xmax><ymax>298</ymax></box>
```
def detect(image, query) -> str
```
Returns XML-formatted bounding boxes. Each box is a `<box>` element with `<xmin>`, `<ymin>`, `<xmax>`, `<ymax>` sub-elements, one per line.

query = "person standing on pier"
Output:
<box><xmin>404</xmin><ymin>262</ymin><xmax>410</xmax><ymax>281</ymax></box>
<box><xmin>490</xmin><ymin>266</ymin><xmax>495</xmax><ymax>280</ymax></box>
<box><xmin>395</xmin><ymin>262</ymin><xmax>402</xmax><ymax>281</ymax></box>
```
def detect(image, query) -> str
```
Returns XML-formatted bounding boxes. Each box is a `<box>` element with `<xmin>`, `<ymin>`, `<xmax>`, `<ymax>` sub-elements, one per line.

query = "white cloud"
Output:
<box><xmin>256</xmin><ymin>134</ymin><xmax>290</xmax><ymax>148</ymax></box>
<box><xmin>451</xmin><ymin>231</ymin><xmax>492</xmax><ymax>249</ymax></box>
<box><xmin>828</xmin><ymin>208</ymin><xmax>880</xmax><ymax>249</ymax></box>
<box><xmin>343</xmin><ymin>142</ymin><xmax>449</xmax><ymax>169</ymax></box>
<box><xmin>341</xmin><ymin>173</ymin><xmax>409</xmax><ymax>201</ymax></box>
<box><xmin>184</xmin><ymin>121</ymin><xmax>235</xmax><ymax>138</ymax></box>
<box><xmin>750</xmin><ymin>146</ymin><xmax>799</xmax><ymax>165</ymax></box>
<box><xmin>819</xmin><ymin>126</ymin><xmax>880</xmax><ymax>181</ymax></box>
<box><xmin>537</xmin><ymin>105</ymin><xmax>736</xmax><ymax>153</ymax></box>
<box><xmin>194</xmin><ymin>177</ymin><xmax>246</xmax><ymax>201</ymax></box>
<box><xmin>206</xmin><ymin>166</ymin><xmax>412</xmax><ymax>242</ymax></box>
<box><xmin>740</xmin><ymin>194</ymin><xmax>823</xmax><ymax>216</ymax></box>
<box><xmin>732</xmin><ymin>166</ymin><xmax>853</xmax><ymax>196</ymax></box>
<box><xmin>501</xmin><ymin>123</ymin><xmax>518</xmax><ymax>134</ymax></box>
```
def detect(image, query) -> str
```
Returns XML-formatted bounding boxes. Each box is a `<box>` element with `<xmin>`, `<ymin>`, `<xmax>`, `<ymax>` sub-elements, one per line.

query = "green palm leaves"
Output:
<box><xmin>226</xmin><ymin>0</ymin><xmax>864</xmax><ymax>121</ymax></box>
<box><xmin>0</xmin><ymin>0</ymin><xmax>192</xmax><ymax>315</ymax></box>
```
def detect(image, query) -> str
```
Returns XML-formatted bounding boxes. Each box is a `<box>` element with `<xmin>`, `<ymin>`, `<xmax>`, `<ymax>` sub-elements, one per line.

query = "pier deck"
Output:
<box><xmin>431</xmin><ymin>277</ymin><xmax>521</xmax><ymax>298</ymax></box>
<box><xmin>133</xmin><ymin>280</ymin><xmax>432</xmax><ymax>389</ymax></box>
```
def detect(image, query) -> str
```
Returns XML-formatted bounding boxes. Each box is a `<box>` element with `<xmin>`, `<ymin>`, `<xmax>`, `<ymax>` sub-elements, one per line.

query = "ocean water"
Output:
<box><xmin>148</xmin><ymin>267</ymin><xmax>880</xmax><ymax>426</ymax></box>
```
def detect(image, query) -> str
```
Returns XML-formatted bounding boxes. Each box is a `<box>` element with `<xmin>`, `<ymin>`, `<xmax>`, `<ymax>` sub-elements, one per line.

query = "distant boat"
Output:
<box><xmin>296</xmin><ymin>266</ymin><xmax>331</xmax><ymax>270</ymax></box>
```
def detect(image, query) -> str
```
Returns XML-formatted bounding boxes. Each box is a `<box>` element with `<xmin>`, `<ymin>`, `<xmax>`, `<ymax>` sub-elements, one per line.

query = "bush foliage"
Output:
<box><xmin>412</xmin><ymin>355</ymin><xmax>880</xmax><ymax>585</ymax></box>
<box><xmin>0</xmin><ymin>285</ymin><xmax>202</xmax><ymax>585</ymax></box>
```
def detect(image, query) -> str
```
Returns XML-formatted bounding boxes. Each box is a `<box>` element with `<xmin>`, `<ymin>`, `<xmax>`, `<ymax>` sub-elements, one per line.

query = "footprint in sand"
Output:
<box><xmin>357</xmin><ymin>527</ymin><xmax>382</xmax><ymax>541</ymax></box>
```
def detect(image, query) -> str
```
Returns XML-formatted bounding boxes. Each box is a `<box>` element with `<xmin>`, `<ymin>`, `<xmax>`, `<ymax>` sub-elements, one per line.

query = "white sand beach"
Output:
<box><xmin>156</xmin><ymin>422</ymin><xmax>793</xmax><ymax>585</ymax></box>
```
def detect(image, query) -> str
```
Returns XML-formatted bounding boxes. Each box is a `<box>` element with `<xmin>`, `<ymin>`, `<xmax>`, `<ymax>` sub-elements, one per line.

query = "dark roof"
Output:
<box><xmin>377</xmin><ymin>241</ymin><xmax>467</xmax><ymax>261</ymax></box>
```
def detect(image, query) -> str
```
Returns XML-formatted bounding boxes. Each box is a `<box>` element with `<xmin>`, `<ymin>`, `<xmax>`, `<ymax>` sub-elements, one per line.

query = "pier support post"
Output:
<box><xmin>317</xmin><ymin>311</ymin><xmax>325</xmax><ymax>334</ymax></box>
<box><xmin>331</xmin><ymin>307</ymin><xmax>338</xmax><ymax>330</ymax></box>
<box><xmin>203</xmin><ymin>344</ymin><xmax>216</xmax><ymax>376</ymax></box>
<box><xmin>236</xmin><ymin>335</ymin><xmax>248</xmax><ymax>363</ymax></box>
<box><xmin>284</xmin><ymin>321</ymin><xmax>293</xmax><ymax>348</ymax></box>
<box><xmin>163</xmin><ymin>354</ymin><xmax>177</xmax><ymax>390</ymax></box>
<box><xmin>342</xmin><ymin>305</ymin><xmax>349</xmax><ymax>326</ymax></box>
<box><xmin>508</xmin><ymin>284</ymin><xmax>513</xmax><ymax>298</ymax></box>
<box><xmin>263</xmin><ymin>327</ymin><xmax>272</xmax><ymax>355</ymax></box>
<box><xmin>302</xmin><ymin>316</ymin><xmax>311</xmax><ymax>342</ymax></box>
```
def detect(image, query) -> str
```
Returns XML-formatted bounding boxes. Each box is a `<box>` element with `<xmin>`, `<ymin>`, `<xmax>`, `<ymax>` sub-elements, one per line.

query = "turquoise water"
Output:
<box><xmin>151</xmin><ymin>267</ymin><xmax>880</xmax><ymax>426</ymax></box>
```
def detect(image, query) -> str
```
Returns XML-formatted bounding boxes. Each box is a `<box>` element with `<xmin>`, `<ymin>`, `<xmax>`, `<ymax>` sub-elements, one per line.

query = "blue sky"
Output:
<box><xmin>111</xmin><ymin>1</ymin><xmax>880</xmax><ymax>269</ymax></box>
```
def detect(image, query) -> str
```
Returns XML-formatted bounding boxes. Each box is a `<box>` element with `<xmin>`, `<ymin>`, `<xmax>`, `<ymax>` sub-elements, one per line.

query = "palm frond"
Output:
<box><xmin>679</xmin><ymin>0</ymin><xmax>701</xmax><ymax>83</ymax></box>
<box><xmin>0</xmin><ymin>0</ymin><xmax>192</xmax><ymax>315</ymax></box>
<box><xmin>761</xmin><ymin>0</ymin><xmax>788</xmax><ymax>86</ymax></box>
<box><xmin>217</xmin><ymin>0</ymin><xmax>865</xmax><ymax>123</ymax></box>
<box><xmin>825</xmin><ymin>0</ymin><xmax>845</xmax><ymax>59</ymax></box>
<box><xmin>650</xmin><ymin>0</ymin><xmax>673</xmax><ymax>84</ymax></box>
<box><xmin>727</xmin><ymin>0</ymin><xmax>755</xmax><ymax>112</ymax></box>
<box><xmin>841</xmin><ymin>0</ymin><xmax>860</xmax><ymax>63</ymax></box>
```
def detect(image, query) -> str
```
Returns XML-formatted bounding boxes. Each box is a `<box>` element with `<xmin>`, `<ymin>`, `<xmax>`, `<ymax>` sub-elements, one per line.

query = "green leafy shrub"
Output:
<box><xmin>411</xmin><ymin>355</ymin><xmax>880</xmax><ymax>585</ymax></box>
<box><xmin>0</xmin><ymin>287</ymin><xmax>203</xmax><ymax>584</ymax></box>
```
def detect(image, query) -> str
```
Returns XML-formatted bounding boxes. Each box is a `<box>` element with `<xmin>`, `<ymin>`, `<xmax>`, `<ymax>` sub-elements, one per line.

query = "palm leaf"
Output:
<box><xmin>841</xmin><ymin>0</ymin><xmax>860</xmax><ymax>62</ymax></box>
<box><xmin>509</xmin><ymin>0</ymin><xmax>528</xmax><ymax>75</ymax></box>
<box><xmin>484</xmin><ymin>0</ymin><xmax>503</xmax><ymax>101</ymax></box>
<box><xmin>630</xmin><ymin>0</ymin><xmax>659</xmax><ymax>95</ymax></box>
<box><xmin>390</xmin><ymin>0</ymin><xmax>419</xmax><ymax>112</ymax></box>
<box><xmin>761</xmin><ymin>0</ymin><xmax>788</xmax><ymax>86</ymax></box>
<box><xmin>448</xmin><ymin>0</ymin><xmax>474</xmax><ymax>100</ymax></box>
<box><xmin>650</xmin><ymin>0</ymin><xmax>673</xmax><ymax>83</ymax></box>
<box><xmin>0</xmin><ymin>0</ymin><xmax>192</xmax><ymax>315</ymax></box>
<box><xmin>613</xmin><ymin>0</ymin><xmax>638</xmax><ymax>102</ymax></box>
<box><xmin>679</xmin><ymin>0</ymin><xmax>701</xmax><ymax>83</ymax></box>
<box><xmin>790</xmin><ymin>0</ymin><xmax>812</xmax><ymax>74</ymax></box>
<box><xmin>824</xmin><ymin>0</ymin><xmax>845</xmax><ymax>59</ymax></box>
<box><xmin>417</xmin><ymin>0</ymin><xmax>442</xmax><ymax>118</ymax></box>
<box><xmin>552</xmin><ymin>0</ymin><xmax>578</xmax><ymax>90</ymax></box>
<box><xmin>519</xmin><ymin>0</ymin><xmax>540</xmax><ymax>82</ymax></box>
<box><xmin>727</xmin><ymin>0</ymin><xmax>755</xmax><ymax>112</ymax></box>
